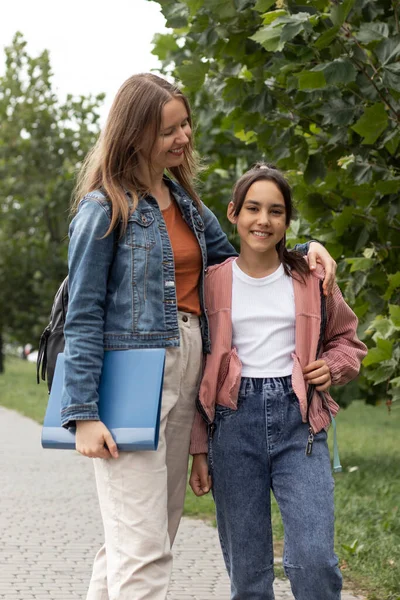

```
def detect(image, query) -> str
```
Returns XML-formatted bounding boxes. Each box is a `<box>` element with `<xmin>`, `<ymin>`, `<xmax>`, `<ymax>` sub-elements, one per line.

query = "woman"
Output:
<box><xmin>61</xmin><ymin>74</ymin><xmax>336</xmax><ymax>600</ymax></box>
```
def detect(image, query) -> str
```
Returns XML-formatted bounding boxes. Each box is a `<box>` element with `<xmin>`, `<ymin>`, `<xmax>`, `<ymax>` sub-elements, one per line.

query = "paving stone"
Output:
<box><xmin>0</xmin><ymin>406</ymin><xmax>364</xmax><ymax>600</ymax></box>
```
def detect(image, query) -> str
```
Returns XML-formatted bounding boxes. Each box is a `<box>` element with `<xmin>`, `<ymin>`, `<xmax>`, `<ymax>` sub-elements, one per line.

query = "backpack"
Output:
<box><xmin>37</xmin><ymin>220</ymin><xmax>120</xmax><ymax>392</ymax></box>
<box><xmin>37</xmin><ymin>277</ymin><xmax>69</xmax><ymax>391</ymax></box>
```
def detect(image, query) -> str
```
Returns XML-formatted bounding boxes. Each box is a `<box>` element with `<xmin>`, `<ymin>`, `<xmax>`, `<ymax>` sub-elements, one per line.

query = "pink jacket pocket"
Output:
<box><xmin>291</xmin><ymin>353</ymin><xmax>308</xmax><ymax>422</ymax></box>
<box><xmin>216</xmin><ymin>347</ymin><xmax>242</xmax><ymax>409</ymax></box>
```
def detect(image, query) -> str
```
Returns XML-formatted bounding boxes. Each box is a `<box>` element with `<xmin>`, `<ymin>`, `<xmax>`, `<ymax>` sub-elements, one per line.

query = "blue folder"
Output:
<box><xmin>41</xmin><ymin>349</ymin><xmax>165</xmax><ymax>451</ymax></box>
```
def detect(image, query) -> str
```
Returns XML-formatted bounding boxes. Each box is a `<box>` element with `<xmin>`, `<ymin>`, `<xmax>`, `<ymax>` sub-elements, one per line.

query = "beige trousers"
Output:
<box><xmin>86</xmin><ymin>313</ymin><xmax>202</xmax><ymax>600</ymax></box>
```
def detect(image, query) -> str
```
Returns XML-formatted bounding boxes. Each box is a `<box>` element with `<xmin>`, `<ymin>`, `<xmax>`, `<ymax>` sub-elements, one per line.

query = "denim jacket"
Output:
<box><xmin>61</xmin><ymin>177</ymin><xmax>309</xmax><ymax>427</ymax></box>
<box><xmin>61</xmin><ymin>178</ymin><xmax>237</xmax><ymax>427</ymax></box>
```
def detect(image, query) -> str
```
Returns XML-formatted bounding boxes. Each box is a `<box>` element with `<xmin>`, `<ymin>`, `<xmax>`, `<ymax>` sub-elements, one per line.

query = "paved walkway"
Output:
<box><xmin>0</xmin><ymin>406</ymin><xmax>364</xmax><ymax>600</ymax></box>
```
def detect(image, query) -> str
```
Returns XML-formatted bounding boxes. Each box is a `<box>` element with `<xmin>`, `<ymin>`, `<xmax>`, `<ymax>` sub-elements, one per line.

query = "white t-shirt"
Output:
<box><xmin>232</xmin><ymin>260</ymin><xmax>295</xmax><ymax>377</ymax></box>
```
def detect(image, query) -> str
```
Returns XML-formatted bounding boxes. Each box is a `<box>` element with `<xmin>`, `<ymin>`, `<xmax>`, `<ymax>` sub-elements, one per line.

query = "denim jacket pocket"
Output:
<box><xmin>126</xmin><ymin>210</ymin><xmax>156</xmax><ymax>249</ymax></box>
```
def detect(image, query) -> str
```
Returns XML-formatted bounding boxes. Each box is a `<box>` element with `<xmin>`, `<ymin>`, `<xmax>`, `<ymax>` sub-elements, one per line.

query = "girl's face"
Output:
<box><xmin>228</xmin><ymin>179</ymin><xmax>288</xmax><ymax>258</ymax></box>
<box><xmin>146</xmin><ymin>97</ymin><xmax>192</xmax><ymax>171</ymax></box>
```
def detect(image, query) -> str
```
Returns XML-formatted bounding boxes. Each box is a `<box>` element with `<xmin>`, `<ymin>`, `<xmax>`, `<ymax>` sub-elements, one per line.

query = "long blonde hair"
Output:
<box><xmin>73</xmin><ymin>73</ymin><xmax>201</xmax><ymax>235</ymax></box>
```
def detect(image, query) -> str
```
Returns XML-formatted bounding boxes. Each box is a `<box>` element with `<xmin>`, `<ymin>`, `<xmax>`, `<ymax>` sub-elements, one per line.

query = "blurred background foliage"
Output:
<box><xmin>150</xmin><ymin>0</ymin><xmax>400</xmax><ymax>408</ymax></box>
<box><xmin>0</xmin><ymin>33</ymin><xmax>103</xmax><ymax>372</ymax></box>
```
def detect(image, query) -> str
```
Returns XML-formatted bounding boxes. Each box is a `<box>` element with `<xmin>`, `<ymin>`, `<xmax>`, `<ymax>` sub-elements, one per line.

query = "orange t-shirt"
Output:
<box><xmin>162</xmin><ymin>199</ymin><xmax>202</xmax><ymax>316</ymax></box>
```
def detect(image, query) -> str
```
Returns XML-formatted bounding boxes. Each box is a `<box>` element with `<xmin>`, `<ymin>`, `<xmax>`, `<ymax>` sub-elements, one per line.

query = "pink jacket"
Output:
<box><xmin>190</xmin><ymin>258</ymin><xmax>367</xmax><ymax>454</ymax></box>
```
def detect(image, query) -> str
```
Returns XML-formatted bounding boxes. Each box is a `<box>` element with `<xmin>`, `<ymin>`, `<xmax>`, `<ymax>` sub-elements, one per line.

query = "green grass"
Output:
<box><xmin>1</xmin><ymin>356</ymin><xmax>399</xmax><ymax>599</ymax></box>
<box><xmin>0</xmin><ymin>356</ymin><xmax>49</xmax><ymax>422</ymax></box>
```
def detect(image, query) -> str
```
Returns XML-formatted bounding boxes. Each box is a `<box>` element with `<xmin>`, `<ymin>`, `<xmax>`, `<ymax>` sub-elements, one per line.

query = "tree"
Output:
<box><xmin>0</xmin><ymin>33</ymin><xmax>104</xmax><ymax>371</ymax></box>
<box><xmin>150</xmin><ymin>0</ymin><xmax>400</xmax><ymax>406</ymax></box>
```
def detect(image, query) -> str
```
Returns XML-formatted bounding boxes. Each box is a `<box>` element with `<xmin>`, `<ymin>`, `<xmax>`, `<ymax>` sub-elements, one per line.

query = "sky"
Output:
<box><xmin>1</xmin><ymin>0</ymin><xmax>168</xmax><ymax>124</ymax></box>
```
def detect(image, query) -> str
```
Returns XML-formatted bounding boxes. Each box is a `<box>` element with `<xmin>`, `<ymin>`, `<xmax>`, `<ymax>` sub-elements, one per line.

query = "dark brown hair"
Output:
<box><xmin>73</xmin><ymin>73</ymin><xmax>201</xmax><ymax>235</ymax></box>
<box><xmin>231</xmin><ymin>163</ymin><xmax>310</xmax><ymax>281</ymax></box>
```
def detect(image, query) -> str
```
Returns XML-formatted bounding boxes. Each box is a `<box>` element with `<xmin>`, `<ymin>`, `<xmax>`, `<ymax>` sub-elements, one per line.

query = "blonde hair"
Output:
<box><xmin>73</xmin><ymin>73</ymin><xmax>201</xmax><ymax>235</ymax></box>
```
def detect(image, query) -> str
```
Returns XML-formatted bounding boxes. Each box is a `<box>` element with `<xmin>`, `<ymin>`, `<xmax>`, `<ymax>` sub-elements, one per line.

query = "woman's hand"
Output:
<box><xmin>189</xmin><ymin>453</ymin><xmax>212</xmax><ymax>496</ymax></box>
<box><xmin>303</xmin><ymin>359</ymin><xmax>332</xmax><ymax>392</ymax></box>
<box><xmin>75</xmin><ymin>420</ymin><xmax>119</xmax><ymax>459</ymax></box>
<box><xmin>308</xmin><ymin>242</ymin><xmax>337</xmax><ymax>296</ymax></box>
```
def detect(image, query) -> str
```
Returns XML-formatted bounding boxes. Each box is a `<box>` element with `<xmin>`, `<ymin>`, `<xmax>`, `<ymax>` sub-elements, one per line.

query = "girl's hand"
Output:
<box><xmin>308</xmin><ymin>242</ymin><xmax>337</xmax><ymax>296</ymax></box>
<box><xmin>190</xmin><ymin>453</ymin><xmax>212</xmax><ymax>496</ymax></box>
<box><xmin>303</xmin><ymin>359</ymin><xmax>332</xmax><ymax>391</ymax></box>
<box><xmin>75</xmin><ymin>420</ymin><xmax>119</xmax><ymax>459</ymax></box>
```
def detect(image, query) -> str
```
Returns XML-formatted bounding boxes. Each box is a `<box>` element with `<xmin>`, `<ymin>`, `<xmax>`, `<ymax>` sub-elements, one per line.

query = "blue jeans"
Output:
<box><xmin>209</xmin><ymin>376</ymin><xmax>342</xmax><ymax>600</ymax></box>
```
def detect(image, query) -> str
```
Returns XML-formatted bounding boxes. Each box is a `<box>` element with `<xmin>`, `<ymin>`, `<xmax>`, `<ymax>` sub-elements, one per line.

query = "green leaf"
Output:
<box><xmin>388</xmin><ymin>387</ymin><xmax>400</xmax><ymax>402</ymax></box>
<box><xmin>389</xmin><ymin>304</ymin><xmax>400</xmax><ymax>328</ymax></box>
<box><xmin>351</xmin><ymin>103</ymin><xmax>388</xmax><ymax>145</ymax></box>
<box><xmin>304</xmin><ymin>153</ymin><xmax>326</xmax><ymax>184</ymax></box>
<box><xmin>363</xmin><ymin>339</ymin><xmax>393</xmax><ymax>366</ymax></box>
<box><xmin>222</xmin><ymin>78</ymin><xmax>248</xmax><ymax>105</ymax></box>
<box><xmin>280</xmin><ymin>21</ymin><xmax>305</xmax><ymax>44</ymax></box>
<box><xmin>355</xmin><ymin>22</ymin><xmax>389</xmax><ymax>43</ymax></box>
<box><xmin>249</xmin><ymin>25</ymin><xmax>285</xmax><ymax>52</ymax></box>
<box><xmin>330</xmin><ymin>0</ymin><xmax>355</xmax><ymax>26</ymax></box>
<box><xmin>382</xmin><ymin>62</ymin><xmax>400</xmax><ymax>92</ymax></box>
<box><xmin>366</xmin><ymin>316</ymin><xmax>394</xmax><ymax>340</ymax></box>
<box><xmin>363</xmin><ymin>247</ymin><xmax>375</xmax><ymax>259</ymax></box>
<box><xmin>332</xmin><ymin>206</ymin><xmax>354</xmax><ymax>236</ymax></box>
<box><xmin>353</xmin><ymin>302</ymin><xmax>369</xmax><ymax>320</ymax></box>
<box><xmin>345</xmin><ymin>257</ymin><xmax>374</xmax><ymax>273</ymax></box>
<box><xmin>337</xmin><ymin>154</ymin><xmax>355</xmax><ymax>170</ymax></box>
<box><xmin>314</xmin><ymin>25</ymin><xmax>340</xmax><ymax>50</ymax></box>
<box><xmin>296</xmin><ymin>70</ymin><xmax>326</xmax><ymax>90</ymax></box>
<box><xmin>254</xmin><ymin>0</ymin><xmax>275</xmax><ymax>12</ymax></box>
<box><xmin>374</xmin><ymin>35</ymin><xmax>400</xmax><ymax>65</ymax></box>
<box><xmin>161</xmin><ymin>3</ymin><xmax>189</xmax><ymax>28</ymax></box>
<box><xmin>187</xmin><ymin>0</ymin><xmax>204</xmax><ymax>15</ymax></box>
<box><xmin>151</xmin><ymin>34</ymin><xmax>179</xmax><ymax>61</ymax></box>
<box><xmin>325</xmin><ymin>242</ymin><xmax>343</xmax><ymax>260</ymax></box>
<box><xmin>176</xmin><ymin>61</ymin><xmax>209</xmax><ymax>89</ymax></box>
<box><xmin>234</xmin><ymin>129</ymin><xmax>258</xmax><ymax>144</ymax></box>
<box><xmin>383</xmin><ymin>272</ymin><xmax>400</xmax><ymax>300</ymax></box>
<box><xmin>376</xmin><ymin>179</ymin><xmax>400</xmax><ymax>195</ymax></box>
<box><xmin>385</xmin><ymin>132</ymin><xmax>400</xmax><ymax>155</ymax></box>
<box><xmin>377</xmin><ymin>337</ymin><xmax>393</xmax><ymax>353</ymax></box>
<box><xmin>238</xmin><ymin>65</ymin><xmax>253</xmax><ymax>81</ymax></box>
<box><xmin>323</xmin><ymin>101</ymin><xmax>356</xmax><ymax>126</ymax></box>
<box><xmin>203</xmin><ymin>0</ymin><xmax>236</xmax><ymax>18</ymax></box>
<box><xmin>234</xmin><ymin>0</ymin><xmax>252</xmax><ymax>9</ymax></box>
<box><xmin>262</xmin><ymin>9</ymin><xmax>286</xmax><ymax>24</ymax></box>
<box><xmin>316</xmin><ymin>58</ymin><xmax>357</xmax><ymax>85</ymax></box>
<box><xmin>366</xmin><ymin>362</ymin><xmax>396</xmax><ymax>385</ymax></box>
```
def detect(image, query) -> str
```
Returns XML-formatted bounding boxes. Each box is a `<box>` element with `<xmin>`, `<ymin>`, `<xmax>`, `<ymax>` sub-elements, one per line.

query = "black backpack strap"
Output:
<box><xmin>37</xmin><ymin>324</ymin><xmax>50</xmax><ymax>384</ymax></box>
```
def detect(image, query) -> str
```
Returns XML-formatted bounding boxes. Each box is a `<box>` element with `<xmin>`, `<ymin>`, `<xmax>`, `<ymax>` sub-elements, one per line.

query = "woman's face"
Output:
<box><xmin>147</xmin><ymin>97</ymin><xmax>192</xmax><ymax>171</ymax></box>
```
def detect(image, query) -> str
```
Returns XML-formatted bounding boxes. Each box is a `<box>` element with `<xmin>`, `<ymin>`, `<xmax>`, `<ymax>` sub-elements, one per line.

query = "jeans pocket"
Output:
<box><xmin>287</xmin><ymin>389</ymin><xmax>301</xmax><ymax>415</ymax></box>
<box><xmin>215</xmin><ymin>391</ymin><xmax>244</xmax><ymax>419</ymax></box>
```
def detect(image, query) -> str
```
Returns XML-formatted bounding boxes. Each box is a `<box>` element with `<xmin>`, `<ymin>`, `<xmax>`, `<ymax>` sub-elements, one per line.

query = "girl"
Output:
<box><xmin>61</xmin><ymin>74</ymin><xmax>337</xmax><ymax>600</ymax></box>
<box><xmin>189</xmin><ymin>163</ymin><xmax>367</xmax><ymax>600</ymax></box>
